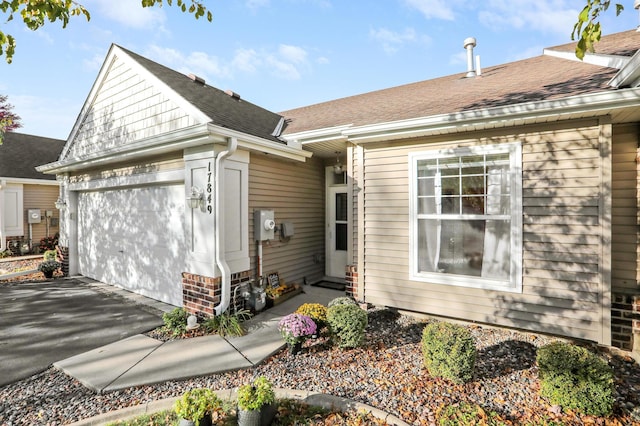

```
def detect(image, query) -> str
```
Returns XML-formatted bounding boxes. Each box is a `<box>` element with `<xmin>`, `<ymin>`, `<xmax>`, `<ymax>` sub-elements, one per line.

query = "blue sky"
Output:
<box><xmin>2</xmin><ymin>0</ymin><xmax>639</xmax><ymax>140</ymax></box>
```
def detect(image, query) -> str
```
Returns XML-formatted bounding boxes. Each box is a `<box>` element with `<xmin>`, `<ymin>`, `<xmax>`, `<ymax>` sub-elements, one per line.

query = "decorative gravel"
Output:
<box><xmin>1</xmin><ymin>307</ymin><xmax>640</xmax><ymax>425</ymax></box>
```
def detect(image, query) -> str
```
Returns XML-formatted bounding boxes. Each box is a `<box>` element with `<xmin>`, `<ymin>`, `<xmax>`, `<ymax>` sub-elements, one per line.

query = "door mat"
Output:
<box><xmin>312</xmin><ymin>281</ymin><xmax>346</xmax><ymax>291</ymax></box>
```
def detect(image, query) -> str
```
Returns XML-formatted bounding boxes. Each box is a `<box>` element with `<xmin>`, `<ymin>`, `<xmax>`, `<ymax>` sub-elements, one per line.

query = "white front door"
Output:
<box><xmin>326</xmin><ymin>185</ymin><xmax>348</xmax><ymax>278</ymax></box>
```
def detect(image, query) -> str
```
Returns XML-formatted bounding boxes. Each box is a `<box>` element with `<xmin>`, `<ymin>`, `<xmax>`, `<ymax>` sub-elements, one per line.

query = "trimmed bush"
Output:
<box><xmin>537</xmin><ymin>341</ymin><xmax>614</xmax><ymax>416</ymax></box>
<box><xmin>327</xmin><ymin>296</ymin><xmax>357</xmax><ymax>308</ymax></box>
<box><xmin>326</xmin><ymin>304</ymin><xmax>368</xmax><ymax>348</ymax></box>
<box><xmin>162</xmin><ymin>307</ymin><xmax>189</xmax><ymax>337</ymax></box>
<box><xmin>421</xmin><ymin>321</ymin><xmax>476</xmax><ymax>384</ymax></box>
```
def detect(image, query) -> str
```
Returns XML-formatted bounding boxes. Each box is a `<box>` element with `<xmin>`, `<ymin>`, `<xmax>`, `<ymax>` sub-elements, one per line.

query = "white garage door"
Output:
<box><xmin>78</xmin><ymin>184</ymin><xmax>186</xmax><ymax>306</ymax></box>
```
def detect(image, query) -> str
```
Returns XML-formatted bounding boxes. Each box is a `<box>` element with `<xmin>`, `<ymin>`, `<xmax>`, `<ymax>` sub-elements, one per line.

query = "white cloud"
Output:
<box><xmin>403</xmin><ymin>0</ymin><xmax>455</xmax><ymax>20</ymax></box>
<box><xmin>232</xmin><ymin>49</ymin><xmax>261</xmax><ymax>73</ymax></box>
<box><xmin>263</xmin><ymin>44</ymin><xmax>310</xmax><ymax>80</ymax></box>
<box><xmin>145</xmin><ymin>43</ymin><xmax>312</xmax><ymax>82</ymax></box>
<box><xmin>145</xmin><ymin>45</ymin><xmax>231</xmax><ymax>80</ymax></box>
<box><xmin>278</xmin><ymin>44</ymin><xmax>308</xmax><ymax>64</ymax></box>
<box><xmin>477</xmin><ymin>0</ymin><xmax>578</xmax><ymax>35</ymax></box>
<box><xmin>370</xmin><ymin>27</ymin><xmax>429</xmax><ymax>54</ymax></box>
<box><xmin>90</xmin><ymin>0</ymin><xmax>167</xmax><ymax>30</ymax></box>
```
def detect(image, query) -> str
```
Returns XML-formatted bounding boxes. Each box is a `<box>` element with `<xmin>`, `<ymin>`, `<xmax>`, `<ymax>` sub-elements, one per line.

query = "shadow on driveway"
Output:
<box><xmin>0</xmin><ymin>279</ymin><xmax>164</xmax><ymax>386</ymax></box>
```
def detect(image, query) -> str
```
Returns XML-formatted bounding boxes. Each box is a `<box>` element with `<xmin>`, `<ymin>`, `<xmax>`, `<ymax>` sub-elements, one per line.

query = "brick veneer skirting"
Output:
<box><xmin>56</xmin><ymin>246</ymin><xmax>69</xmax><ymax>277</ymax></box>
<box><xmin>182</xmin><ymin>270</ymin><xmax>252</xmax><ymax>317</ymax></box>
<box><xmin>611</xmin><ymin>292</ymin><xmax>640</xmax><ymax>351</ymax></box>
<box><xmin>346</xmin><ymin>264</ymin><xmax>358</xmax><ymax>299</ymax></box>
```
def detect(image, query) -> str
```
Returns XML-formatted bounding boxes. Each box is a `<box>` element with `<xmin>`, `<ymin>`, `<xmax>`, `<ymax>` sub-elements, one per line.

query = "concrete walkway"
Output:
<box><xmin>54</xmin><ymin>285</ymin><xmax>343</xmax><ymax>393</ymax></box>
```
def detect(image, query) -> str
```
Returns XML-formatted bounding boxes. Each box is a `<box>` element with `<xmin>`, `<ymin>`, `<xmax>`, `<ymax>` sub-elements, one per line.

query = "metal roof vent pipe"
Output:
<box><xmin>464</xmin><ymin>37</ymin><xmax>477</xmax><ymax>78</ymax></box>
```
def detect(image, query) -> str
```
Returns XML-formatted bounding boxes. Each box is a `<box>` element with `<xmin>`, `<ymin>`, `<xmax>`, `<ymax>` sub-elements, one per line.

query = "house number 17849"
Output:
<box><xmin>207</xmin><ymin>162</ymin><xmax>213</xmax><ymax>214</ymax></box>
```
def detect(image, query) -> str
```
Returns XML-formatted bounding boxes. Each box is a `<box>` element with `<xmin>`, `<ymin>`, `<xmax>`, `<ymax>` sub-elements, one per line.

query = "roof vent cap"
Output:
<box><xmin>463</xmin><ymin>37</ymin><xmax>477</xmax><ymax>78</ymax></box>
<box><xmin>188</xmin><ymin>74</ymin><xmax>206</xmax><ymax>85</ymax></box>
<box><xmin>225</xmin><ymin>90</ymin><xmax>241</xmax><ymax>100</ymax></box>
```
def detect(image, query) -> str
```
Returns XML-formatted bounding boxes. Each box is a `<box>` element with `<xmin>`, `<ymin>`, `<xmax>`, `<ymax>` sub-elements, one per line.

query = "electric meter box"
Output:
<box><xmin>27</xmin><ymin>209</ymin><xmax>41</xmax><ymax>224</ymax></box>
<box><xmin>254</xmin><ymin>209</ymin><xmax>275</xmax><ymax>241</ymax></box>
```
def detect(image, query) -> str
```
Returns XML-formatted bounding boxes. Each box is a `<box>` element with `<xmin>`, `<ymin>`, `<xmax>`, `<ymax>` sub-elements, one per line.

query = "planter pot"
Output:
<box><xmin>237</xmin><ymin>404</ymin><xmax>277</xmax><ymax>426</ymax></box>
<box><xmin>287</xmin><ymin>341</ymin><xmax>302</xmax><ymax>355</ymax></box>
<box><xmin>179</xmin><ymin>414</ymin><xmax>212</xmax><ymax>426</ymax></box>
<box><xmin>43</xmin><ymin>271</ymin><xmax>54</xmax><ymax>279</ymax></box>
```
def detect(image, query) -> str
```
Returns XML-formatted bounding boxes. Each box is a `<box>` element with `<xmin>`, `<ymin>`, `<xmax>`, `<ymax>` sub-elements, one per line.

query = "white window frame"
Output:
<box><xmin>409</xmin><ymin>142</ymin><xmax>523</xmax><ymax>292</ymax></box>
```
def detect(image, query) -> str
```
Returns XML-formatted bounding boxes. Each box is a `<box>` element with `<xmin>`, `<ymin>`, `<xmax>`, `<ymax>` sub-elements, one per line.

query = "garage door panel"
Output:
<box><xmin>78</xmin><ymin>185</ymin><xmax>186</xmax><ymax>306</ymax></box>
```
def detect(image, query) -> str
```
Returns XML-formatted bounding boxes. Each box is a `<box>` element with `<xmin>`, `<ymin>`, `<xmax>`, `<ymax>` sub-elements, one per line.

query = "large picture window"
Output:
<box><xmin>409</xmin><ymin>143</ymin><xmax>522</xmax><ymax>292</ymax></box>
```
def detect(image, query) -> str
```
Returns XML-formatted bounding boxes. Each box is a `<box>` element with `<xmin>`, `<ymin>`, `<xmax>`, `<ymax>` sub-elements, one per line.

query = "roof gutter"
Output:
<box><xmin>213</xmin><ymin>136</ymin><xmax>238</xmax><ymax>316</ymax></box>
<box><xmin>37</xmin><ymin>123</ymin><xmax>313</xmax><ymax>176</ymax></box>
<box><xmin>338</xmin><ymin>87</ymin><xmax>640</xmax><ymax>144</ymax></box>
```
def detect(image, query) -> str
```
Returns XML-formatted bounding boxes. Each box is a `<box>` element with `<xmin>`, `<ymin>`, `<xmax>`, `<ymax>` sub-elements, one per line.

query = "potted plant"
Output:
<box><xmin>38</xmin><ymin>259</ymin><xmax>61</xmax><ymax>279</ymax></box>
<box><xmin>174</xmin><ymin>388</ymin><xmax>222</xmax><ymax>426</ymax></box>
<box><xmin>277</xmin><ymin>313</ymin><xmax>317</xmax><ymax>355</ymax></box>
<box><xmin>236</xmin><ymin>376</ymin><xmax>276</xmax><ymax>426</ymax></box>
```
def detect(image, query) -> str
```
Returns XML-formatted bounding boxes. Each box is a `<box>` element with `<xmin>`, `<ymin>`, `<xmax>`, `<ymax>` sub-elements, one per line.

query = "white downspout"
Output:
<box><xmin>0</xmin><ymin>179</ymin><xmax>5</xmax><ymax>251</ymax></box>
<box><xmin>214</xmin><ymin>136</ymin><xmax>238</xmax><ymax>316</ymax></box>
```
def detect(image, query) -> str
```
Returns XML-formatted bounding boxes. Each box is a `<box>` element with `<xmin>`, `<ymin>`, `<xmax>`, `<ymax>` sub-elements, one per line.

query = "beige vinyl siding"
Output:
<box><xmin>65</xmin><ymin>55</ymin><xmax>199</xmax><ymax>160</ymax></box>
<box><xmin>361</xmin><ymin>120</ymin><xmax>608</xmax><ymax>343</ymax></box>
<box><xmin>22</xmin><ymin>184</ymin><xmax>61</xmax><ymax>245</ymax></box>
<box><xmin>249</xmin><ymin>154</ymin><xmax>325</xmax><ymax>285</ymax></box>
<box><xmin>611</xmin><ymin>124</ymin><xmax>639</xmax><ymax>293</ymax></box>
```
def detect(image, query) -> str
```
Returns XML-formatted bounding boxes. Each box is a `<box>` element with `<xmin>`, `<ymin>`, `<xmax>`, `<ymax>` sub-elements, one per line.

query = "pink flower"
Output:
<box><xmin>278</xmin><ymin>313</ymin><xmax>317</xmax><ymax>344</ymax></box>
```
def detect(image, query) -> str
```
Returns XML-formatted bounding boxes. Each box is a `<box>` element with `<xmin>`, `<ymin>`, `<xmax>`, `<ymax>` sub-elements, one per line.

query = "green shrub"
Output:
<box><xmin>43</xmin><ymin>250</ymin><xmax>57</xmax><ymax>261</ymax></box>
<box><xmin>326</xmin><ymin>304</ymin><xmax>368</xmax><ymax>348</ymax></box>
<box><xmin>174</xmin><ymin>388</ymin><xmax>222</xmax><ymax>426</ymax></box>
<box><xmin>162</xmin><ymin>307</ymin><xmax>189</xmax><ymax>337</ymax></box>
<box><xmin>421</xmin><ymin>321</ymin><xmax>476</xmax><ymax>384</ymax></box>
<box><xmin>203</xmin><ymin>309</ymin><xmax>252</xmax><ymax>337</ymax></box>
<box><xmin>436</xmin><ymin>402</ymin><xmax>509</xmax><ymax>426</ymax></box>
<box><xmin>327</xmin><ymin>296</ymin><xmax>357</xmax><ymax>308</ymax></box>
<box><xmin>237</xmin><ymin>376</ymin><xmax>275</xmax><ymax>411</ymax></box>
<box><xmin>536</xmin><ymin>341</ymin><xmax>614</xmax><ymax>416</ymax></box>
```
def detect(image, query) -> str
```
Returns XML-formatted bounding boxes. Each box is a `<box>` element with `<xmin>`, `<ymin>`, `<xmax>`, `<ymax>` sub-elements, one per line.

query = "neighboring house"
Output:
<box><xmin>0</xmin><ymin>132</ymin><xmax>66</xmax><ymax>253</ymax></box>
<box><xmin>39</xmin><ymin>30</ymin><xmax>640</xmax><ymax>351</ymax></box>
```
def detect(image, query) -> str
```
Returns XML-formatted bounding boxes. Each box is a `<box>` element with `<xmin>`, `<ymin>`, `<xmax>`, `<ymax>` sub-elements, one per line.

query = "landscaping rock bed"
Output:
<box><xmin>1</xmin><ymin>306</ymin><xmax>640</xmax><ymax>425</ymax></box>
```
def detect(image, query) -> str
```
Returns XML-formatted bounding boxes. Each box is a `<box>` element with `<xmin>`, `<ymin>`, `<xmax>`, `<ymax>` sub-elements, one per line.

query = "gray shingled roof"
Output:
<box><xmin>280</xmin><ymin>30</ymin><xmax>640</xmax><ymax>136</ymax></box>
<box><xmin>119</xmin><ymin>46</ymin><xmax>285</xmax><ymax>144</ymax></box>
<box><xmin>0</xmin><ymin>132</ymin><xmax>65</xmax><ymax>180</ymax></box>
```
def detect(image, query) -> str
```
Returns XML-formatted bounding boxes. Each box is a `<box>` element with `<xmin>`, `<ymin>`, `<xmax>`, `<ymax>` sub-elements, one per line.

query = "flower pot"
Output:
<box><xmin>237</xmin><ymin>404</ymin><xmax>276</xmax><ymax>426</ymax></box>
<box><xmin>43</xmin><ymin>271</ymin><xmax>54</xmax><ymax>279</ymax></box>
<box><xmin>237</xmin><ymin>408</ymin><xmax>261</xmax><ymax>426</ymax></box>
<box><xmin>179</xmin><ymin>414</ymin><xmax>212</xmax><ymax>426</ymax></box>
<box><xmin>288</xmin><ymin>341</ymin><xmax>302</xmax><ymax>355</ymax></box>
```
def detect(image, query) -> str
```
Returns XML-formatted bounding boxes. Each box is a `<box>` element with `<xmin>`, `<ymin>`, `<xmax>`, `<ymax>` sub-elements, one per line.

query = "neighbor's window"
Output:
<box><xmin>409</xmin><ymin>142</ymin><xmax>522</xmax><ymax>292</ymax></box>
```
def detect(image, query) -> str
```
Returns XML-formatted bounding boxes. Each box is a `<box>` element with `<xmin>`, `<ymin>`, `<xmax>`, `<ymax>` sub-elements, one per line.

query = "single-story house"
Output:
<box><xmin>0</xmin><ymin>132</ymin><xmax>65</xmax><ymax>253</ymax></box>
<box><xmin>39</xmin><ymin>30</ymin><xmax>640</xmax><ymax>351</ymax></box>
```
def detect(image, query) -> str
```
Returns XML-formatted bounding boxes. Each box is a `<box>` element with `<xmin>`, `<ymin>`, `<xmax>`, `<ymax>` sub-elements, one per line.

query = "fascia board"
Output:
<box><xmin>0</xmin><ymin>177</ymin><xmax>58</xmax><ymax>186</ymax></box>
<box><xmin>342</xmin><ymin>88</ymin><xmax>640</xmax><ymax>143</ymax></box>
<box><xmin>608</xmin><ymin>49</ymin><xmax>640</xmax><ymax>87</ymax></box>
<box><xmin>38</xmin><ymin>124</ymin><xmax>213</xmax><ymax>174</ymax></box>
<box><xmin>281</xmin><ymin>124</ymin><xmax>353</xmax><ymax>145</ymax></box>
<box><xmin>207</xmin><ymin>124</ymin><xmax>313</xmax><ymax>162</ymax></box>
<box><xmin>544</xmin><ymin>48</ymin><xmax>631</xmax><ymax>69</ymax></box>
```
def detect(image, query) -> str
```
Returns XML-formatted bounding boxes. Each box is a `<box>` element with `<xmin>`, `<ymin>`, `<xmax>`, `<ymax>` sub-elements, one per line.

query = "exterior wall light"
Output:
<box><xmin>54</xmin><ymin>198</ymin><xmax>67</xmax><ymax>210</ymax></box>
<box><xmin>187</xmin><ymin>186</ymin><xmax>204</xmax><ymax>210</ymax></box>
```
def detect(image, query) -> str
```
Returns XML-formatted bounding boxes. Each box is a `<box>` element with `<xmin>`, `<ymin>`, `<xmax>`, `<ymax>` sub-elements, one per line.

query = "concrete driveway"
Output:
<box><xmin>0</xmin><ymin>278</ymin><xmax>165</xmax><ymax>386</ymax></box>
